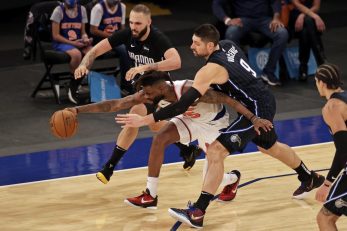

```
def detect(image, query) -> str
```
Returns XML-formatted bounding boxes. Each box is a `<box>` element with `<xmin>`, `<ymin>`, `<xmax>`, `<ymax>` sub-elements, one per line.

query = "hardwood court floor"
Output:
<box><xmin>1</xmin><ymin>142</ymin><xmax>346</xmax><ymax>230</ymax></box>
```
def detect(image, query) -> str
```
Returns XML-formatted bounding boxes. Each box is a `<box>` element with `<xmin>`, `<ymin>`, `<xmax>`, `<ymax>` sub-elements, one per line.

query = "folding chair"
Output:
<box><xmin>30</xmin><ymin>1</ymin><xmax>72</xmax><ymax>104</ymax></box>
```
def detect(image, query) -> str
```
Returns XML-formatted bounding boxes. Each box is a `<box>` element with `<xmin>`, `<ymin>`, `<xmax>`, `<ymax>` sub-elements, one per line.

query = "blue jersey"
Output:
<box><xmin>98</xmin><ymin>1</ymin><xmax>123</xmax><ymax>32</ymax></box>
<box><xmin>59</xmin><ymin>4</ymin><xmax>82</xmax><ymax>41</ymax></box>
<box><xmin>209</xmin><ymin>40</ymin><xmax>274</xmax><ymax>116</ymax></box>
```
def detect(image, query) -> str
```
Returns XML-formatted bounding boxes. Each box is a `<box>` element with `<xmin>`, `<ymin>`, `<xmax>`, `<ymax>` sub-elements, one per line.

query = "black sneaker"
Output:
<box><xmin>260</xmin><ymin>73</ymin><xmax>281</xmax><ymax>86</ymax></box>
<box><xmin>168</xmin><ymin>201</ymin><xmax>205</xmax><ymax>229</ymax></box>
<box><xmin>180</xmin><ymin>145</ymin><xmax>202</xmax><ymax>170</ymax></box>
<box><xmin>292</xmin><ymin>171</ymin><xmax>325</xmax><ymax>199</ymax></box>
<box><xmin>96</xmin><ymin>164</ymin><xmax>114</xmax><ymax>184</ymax></box>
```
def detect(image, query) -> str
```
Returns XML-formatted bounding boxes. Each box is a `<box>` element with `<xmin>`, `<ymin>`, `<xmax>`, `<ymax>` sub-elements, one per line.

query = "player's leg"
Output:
<box><xmin>317</xmin><ymin>172</ymin><xmax>347</xmax><ymax>230</ymax></box>
<box><xmin>316</xmin><ymin>207</ymin><xmax>339</xmax><ymax>231</ymax></box>
<box><xmin>255</xmin><ymin>130</ymin><xmax>325</xmax><ymax>199</ymax></box>
<box><xmin>168</xmin><ymin>116</ymin><xmax>253</xmax><ymax>228</ymax></box>
<box><xmin>96</xmin><ymin>103</ymin><xmax>149</xmax><ymax>184</ymax></box>
<box><xmin>124</xmin><ymin>121</ymin><xmax>181</xmax><ymax>209</ymax></box>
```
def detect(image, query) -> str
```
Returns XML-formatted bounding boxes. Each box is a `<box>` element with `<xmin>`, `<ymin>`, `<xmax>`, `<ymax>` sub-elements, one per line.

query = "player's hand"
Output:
<box><xmin>269</xmin><ymin>18</ymin><xmax>284</xmax><ymax>32</ymax></box>
<box><xmin>126</xmin><ymin>66</ymin><xmax>145</xmax><ymax>81</ymax></box>
<box><xmin>315</xmin><ymin>183</ymin><xmax>330</xmax><ymax>202</ymax></box>
<box><xmin>252</xmin><ymin>117</ymin><xmax>273</xmax><ymax>135</ymax></box>
<box><xmin>226</xmin><ymin>18</ymin><xmax>243</xmax><ymax>27</ymax></box>
<box><xmin>64</xmin><ymin>107</ymin><xmax>77</xmax><ymax>116</ymax></box>
<box><xmin>115</xmin><ymin>113</ymin><xmax>153</xmax><ymax>128</ymax></box>
<box><xmin>74</xmin><ymin>65</ymin><xmax>89</xmax><ymax>79</ymax></box>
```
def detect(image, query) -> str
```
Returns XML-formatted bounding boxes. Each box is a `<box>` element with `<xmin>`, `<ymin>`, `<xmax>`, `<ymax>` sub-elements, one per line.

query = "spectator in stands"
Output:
<box><xmin>212</xmin><ymin>0</ymin><xmax>288</xmax><ymax>86</ymax></box>
<box><xmin>287</xmin><ymin>0</ymin><xmax>326</xmax><ymax>81</ymax></box>
<box><xmin>90</xmin><ymin>0</ymin><xmax>132</xmax><ymax>95</ymax></box>
<box><xmin>51</xmin><ymin>0</ymin><xmax>93</xmax><ymax>104</ymax></box>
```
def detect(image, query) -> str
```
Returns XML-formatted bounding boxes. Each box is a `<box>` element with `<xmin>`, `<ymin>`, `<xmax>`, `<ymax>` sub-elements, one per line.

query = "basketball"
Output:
<box><xmin>49</xmin><ymin>110</ymin><xmax>78</xmax><ymax>139</ymax></box>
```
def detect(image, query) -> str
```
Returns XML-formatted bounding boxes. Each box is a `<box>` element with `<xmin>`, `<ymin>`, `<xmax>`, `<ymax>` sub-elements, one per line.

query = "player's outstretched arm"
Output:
<box><xmin>199</xmin><ymin>89</ymin><xmax>273</xmax><ymax>134</ymax></box>
<box><xmin>75</xmin><ymin>39</ymin><xmax>113</xmax><ymax>79</ymax></box>
<box><xmin>66</xmin><ymin>91</ymin><xmax>146</xmax><ymax>115</ymax></box>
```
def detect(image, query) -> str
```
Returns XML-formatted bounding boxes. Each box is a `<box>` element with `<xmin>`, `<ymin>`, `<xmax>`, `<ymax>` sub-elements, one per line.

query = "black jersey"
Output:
<box><xmin>209</xmin><ymin>40</ymin><xmax>271</xmax><ymax>115</ymax></box>
<box><xmin>330</xmin><ymin>91</ymin><xmax>347</xmax><ymax>126</ymax></box>
<box><xmin>107</xmin><ymin>26</ymin><xmax>173</xmax><ymax>67</ymax></box>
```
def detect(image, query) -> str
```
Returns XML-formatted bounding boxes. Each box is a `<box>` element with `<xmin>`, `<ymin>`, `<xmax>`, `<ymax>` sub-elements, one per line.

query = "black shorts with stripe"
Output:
<box><xmin>216</xmin><ymin>92</ymin><xmax>277</xmax><ymax>153</ymax></box>
<box><xmin>324</xmin><ymin>170</ymin><xmax>347</xmax><ymax>216</ymax></box>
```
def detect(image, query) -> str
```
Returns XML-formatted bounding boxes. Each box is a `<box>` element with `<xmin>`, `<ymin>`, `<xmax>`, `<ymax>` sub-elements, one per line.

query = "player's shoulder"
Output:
<box><xmin>324</xmin><ymin>98</ymin><xmax>345</xmax><ymax>114</ymax></box>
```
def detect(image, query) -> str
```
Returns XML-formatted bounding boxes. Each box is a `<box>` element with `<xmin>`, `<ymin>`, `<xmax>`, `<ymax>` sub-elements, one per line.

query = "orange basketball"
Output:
<box><xmin>49</xmin><ymin>110</ymin><xmax>78</xmax><ymax>139</ymax></box>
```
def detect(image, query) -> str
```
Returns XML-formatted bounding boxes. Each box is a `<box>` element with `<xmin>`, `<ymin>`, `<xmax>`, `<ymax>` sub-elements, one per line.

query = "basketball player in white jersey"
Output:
<box><xmin>66</xmin><ymin>71</ymin><xmax>272</xmax><ymax>208</ymax></box>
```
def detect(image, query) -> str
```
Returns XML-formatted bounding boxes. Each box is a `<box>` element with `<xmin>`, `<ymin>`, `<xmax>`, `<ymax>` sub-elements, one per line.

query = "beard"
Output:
<box><xmin>132</xmin><ymin>26</ymin><xmax>148</xmax><ymax>40</ymax></box>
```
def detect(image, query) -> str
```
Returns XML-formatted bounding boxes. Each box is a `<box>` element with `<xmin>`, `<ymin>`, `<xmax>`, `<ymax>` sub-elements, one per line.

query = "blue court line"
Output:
<box><xmin>170</xmin><ymin>168</ymin><xmax>329</xmax><ymax>231</ymax></box>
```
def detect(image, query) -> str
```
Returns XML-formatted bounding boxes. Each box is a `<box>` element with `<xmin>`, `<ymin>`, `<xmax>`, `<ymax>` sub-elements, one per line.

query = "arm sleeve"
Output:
<box><xmin>212</xmin><ymin>0</ymin><xmax>229</xmax><ymax>22</ymax></box>
<box><xmin>326</xmin><ymin>131</ymin><xmax>347</xmax><ymax>182</ymax></box>
<box><xmin>90</xmin><ymin>4</ymin><xmax>103</xmax><ymax>26</ymax></box>
<box><xmin>153</xmin><ymin>87</ymin><xmax>202</xmax><ymax>122</ymax></box>
<box><xmin>107</xmin><ymin>28</ymin><xmax>129</xmax><ymax>48</ymax></box>
<box><xmin>50</xmin><ymin>6</ymin><xmax>63</xmax><ymax>23</ymax></box>
<box><xmin>81</xmin><ymin>6</ymin><xmax>88</xmax><ymax>23</ymax></box>
<box><xmin>154</xmin><ymin>30</ymin><xmax>173</xmax><ymax>54</ymax></box>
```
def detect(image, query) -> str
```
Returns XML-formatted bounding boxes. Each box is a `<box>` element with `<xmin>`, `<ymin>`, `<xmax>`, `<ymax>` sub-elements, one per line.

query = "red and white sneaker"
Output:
<box><xmin>124</xmin><ymin>188</ymin><xmax>158</xmax><ymax>209</ymax></box>
<box><xmin>217</xmin><ymin>170</ymin><xmax>241</xmax><ymax>202</ymax></box>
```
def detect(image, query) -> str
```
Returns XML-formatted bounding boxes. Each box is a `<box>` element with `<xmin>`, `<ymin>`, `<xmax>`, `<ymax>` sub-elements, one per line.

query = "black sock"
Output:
<box><xmin>294</xmin><ymin>161</ymin><xmax>311</xmax><ymax>182</ymax></box>
<box><xmin>194</xmin><ymin>191</ymin><xmax>214</xmax><ymax>211</ymax></box>
<box><xmin>174</xmin><ymin>142</ymin><xmax>192</xmax><ymax>155</ymax></box>
<box><xmin>105</xmin><ymin>145</ymin><xmax>127</xmax><ymax>169</ymax></box>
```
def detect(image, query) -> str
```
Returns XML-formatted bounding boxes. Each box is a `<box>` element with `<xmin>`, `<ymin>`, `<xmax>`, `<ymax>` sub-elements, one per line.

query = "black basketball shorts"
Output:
<box><xmin>324</xmin><ymin>170</ymin><xmax>347</xmax><ymax>216</ymax></box>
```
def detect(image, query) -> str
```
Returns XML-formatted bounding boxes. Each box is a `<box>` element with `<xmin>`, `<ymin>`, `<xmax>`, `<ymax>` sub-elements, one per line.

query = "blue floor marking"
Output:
<box><xmin>170</xmin><ymin>168</ymin><xmax>330</xmax><ymax>230</ymax></box>
<box><xmin>0</xmin><ymin>115</ymin><xmax>331</xmax><ymax>186</ymax></box>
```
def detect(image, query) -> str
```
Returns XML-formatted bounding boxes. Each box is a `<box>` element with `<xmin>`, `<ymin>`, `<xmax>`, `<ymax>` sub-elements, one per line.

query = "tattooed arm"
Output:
<box><xmin>198</xmin><ymin>88</ymin><xmax>273</xmax><ymax>134</ymax></box>
<box><xmin>65</xmin><ymin>91</ymin><xmax>147</xmax><ymax>115</ymax></box>
<box><xmin>74</xmin><ymin>39</ymin><xmax>113</xmax><ymax>79</ymax></box>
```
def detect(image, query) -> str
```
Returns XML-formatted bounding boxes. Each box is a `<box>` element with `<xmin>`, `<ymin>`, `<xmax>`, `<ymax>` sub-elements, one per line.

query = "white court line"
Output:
<box><xmin>0</xmin><ymin>141</ymin><xmax>333</xmax><ymax>189</ymax></box>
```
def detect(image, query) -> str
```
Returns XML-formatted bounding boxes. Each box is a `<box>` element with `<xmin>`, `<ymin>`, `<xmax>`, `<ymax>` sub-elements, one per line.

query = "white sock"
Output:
<box><xmin>146</xmin><ymin>177</ymin><xmax>158</xmax><ymax>198</ymax></box>
<box><xmin>220</xmin><ymin>172</ymin><xmax>238</xmax><ymax>187</ymax></box>
<box><xmin>203</xmin><ymin>158</ymin><xmax>238</xmax><ymax>187</ymax></box>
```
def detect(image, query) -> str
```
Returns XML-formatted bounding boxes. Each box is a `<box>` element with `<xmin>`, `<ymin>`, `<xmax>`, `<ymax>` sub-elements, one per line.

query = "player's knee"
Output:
<box><xmin>206</xmin><ymin>142</ymin><xmax>227</xmax><ymax>163</ymax></box>
<box><xmin>152</xmin><ymin>132</ymin><xmax>171</xmax><ymax>147</ymax></box>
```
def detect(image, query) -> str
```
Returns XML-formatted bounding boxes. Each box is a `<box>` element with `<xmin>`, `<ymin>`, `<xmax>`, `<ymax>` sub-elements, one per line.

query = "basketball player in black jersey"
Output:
<box><xmin>116</xmin><ymin>24</ymin><xmax>325</xmax><ymax>228</ymax></box>
<box><xmin>74</xmin><ymin>4</ymin><xmax>202</xmax><ymax>185</ymax></box>
<box><xmin>313</xmin><ymin>64</ymin><xmax>347</xmax><ymax>231</ymax></box>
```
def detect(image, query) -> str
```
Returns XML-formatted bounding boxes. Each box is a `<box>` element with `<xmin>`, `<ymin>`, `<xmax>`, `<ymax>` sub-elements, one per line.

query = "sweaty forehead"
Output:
<box><xmin>192</xmin><ymin>35</ymin><xmax>203</xmax><ymax>43</ymax></box>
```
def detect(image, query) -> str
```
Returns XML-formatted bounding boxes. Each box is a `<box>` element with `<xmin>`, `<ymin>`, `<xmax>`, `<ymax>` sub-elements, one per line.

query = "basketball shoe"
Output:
<box><xmin>168</xmin><ymin>201</ymin><xmax>205</xmax><ymax>229</ymax></box>
<box><xmin>292</xmin><ymin>171</ymin><xmax>325</xmax><ymax>199</ymax></box>
<box><xmin>124</xmin><ymin>189</ymin><xmax>158</xmax><ymax>209</ymax></box>
<box><xmin>181</xmin><ymin>145</ymin><xmax>203</xmax><ymax>170</ymax></box>
<box><xmin>217</xmin><ymin>170</ymin><xmax>241</xmax><ymax>202</ymax></box>
<box><xmin>96</xmin><ymin>164</ymin><xmax>114</xmax><ymax>184</ymax></box>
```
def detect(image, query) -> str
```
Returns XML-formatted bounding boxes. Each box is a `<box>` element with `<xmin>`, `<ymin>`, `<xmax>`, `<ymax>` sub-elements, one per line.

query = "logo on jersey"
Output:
<box><xmin>230</xmin><ymin>134</ymin><xmax>241</xmax><ymax>147</ymax></box>
<box><xmin>226</xmin><ymin>46</ymin><xmax>238</xmax><ymax>63</ymax></box>
<box><xmin>256</xmin><ymin>51</ymin><xmax>269</xmax><ymax>70</ymax></box>
<box><xmin>143</xmin><ymin>46</ymin><xmax>149</xmax><ymax>51</ymax></box>
<box><xmin>128</xmin><ymin>51</ymin><xmax>155</xmax><ymax>66</ymax></box>
<box><xmin>335</xmin><ymin>198</ymin><xmax>347</xmax><ymax>208</ymax></box>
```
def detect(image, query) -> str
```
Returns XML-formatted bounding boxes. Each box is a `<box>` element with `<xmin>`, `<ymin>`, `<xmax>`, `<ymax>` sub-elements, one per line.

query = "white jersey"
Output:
<box><xmin>158</xmin><ymin>80</ymin><xmax>226</xmax><ymax>124</ymax></box>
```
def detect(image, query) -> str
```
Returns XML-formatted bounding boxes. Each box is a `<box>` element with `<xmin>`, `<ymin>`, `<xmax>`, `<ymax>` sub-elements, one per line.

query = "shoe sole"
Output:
<box><xmin>260</xmin><ymin>76</ymin><xmax>280</xmax><ymax>86</ymax></box>
<box><xmin>168</xmin><ymin>208</ymin><xmax>202</xmax><ymax>229</ymax></box>
<box><xmin>124</xmin><ymin>199</ymin><xmax>157</xmax><ymax>210</ymax></box>
<box><xmin>96</xmin><ymin>172</ymin><xmax>109</xmax><ymax>184</ymax></box>
<box><xmin>292</xmin><ymin>191</ymin><xmax>310</xmax><ymax>200</ymax></box>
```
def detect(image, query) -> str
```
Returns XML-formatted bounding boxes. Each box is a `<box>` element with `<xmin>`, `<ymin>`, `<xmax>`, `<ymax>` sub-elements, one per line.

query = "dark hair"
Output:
<box><xmin>315</xmin><ymin>63</ymin><xmax>343</xmax><ymax>89</ymax></box>
<box><xmin>131</xmin><ymin>4</ymin><xmax>151</xmax><ymax>16</ymax></box>
<box><xmin>193</xmin><ymin>24</ymin><xmax>220</xmax><ymax>45</ymax></box>
<box><xmin>134</xmin><ymin>71</ymin><xmax>173</xmax><ymax>91</ymax></box>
